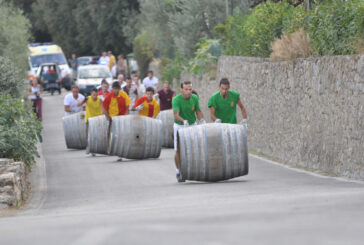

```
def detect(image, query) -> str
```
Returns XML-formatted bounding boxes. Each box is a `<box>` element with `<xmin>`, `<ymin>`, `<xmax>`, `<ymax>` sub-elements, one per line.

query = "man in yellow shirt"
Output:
<box><xmin>102</xmin><ymin>82</ymin><xmax>131</xmax><ymax>120</ymax></box>
<box><xmin>108</xmin><ymin>51</ymin><xmax>116</xmax><ymax>71</ymax></box>
<box><xmin>77</xmin><ymin>88</ymin><xmax>102</xmax><ymax>122</ymax></box>
<box><xmin>133</xmin><ymin>87</ymin><xmax>160</xmax><ymax>118</ymax></box>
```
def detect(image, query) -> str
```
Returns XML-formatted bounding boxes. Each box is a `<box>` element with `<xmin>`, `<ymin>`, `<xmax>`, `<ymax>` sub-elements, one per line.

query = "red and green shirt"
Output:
<box><xmin>103</xmin><ymin>90</ymin><xmax>131</xmax><ymax>117</ymax></box>
<box><xmin>133</xmin><ymin>96</ymin><xmax>160</xmax><ymax>118</ymax></box>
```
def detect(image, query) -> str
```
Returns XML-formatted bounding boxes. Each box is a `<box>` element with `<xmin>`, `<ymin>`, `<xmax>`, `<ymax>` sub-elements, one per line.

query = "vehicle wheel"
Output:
<box><xmin>51</xmin><ymin>89</ymin><xmax>54</xmax><ymax>96</ymax></box>
<box><xmin>59</xmin><ymin>89</ymin><xmax>61</xmax><ymax>95</ymax></box>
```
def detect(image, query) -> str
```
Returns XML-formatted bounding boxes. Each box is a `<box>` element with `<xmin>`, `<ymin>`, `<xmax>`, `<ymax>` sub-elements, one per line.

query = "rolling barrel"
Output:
<box><xmin>177</xmin><ymin>123</ymin><xmax>248</xmax><ymax>182</ymax></box>
<box><xmin>62</xmin><ymin>111</ymin><xmax>87</xmax><ymax>149</ymax></box>
<box><xmin>156</xmin><ymin>109</ymin><xmax>174</xmax><ymax>148</ymax></box>
<box><xmin>87</xmin><ymin>115</ymin><xmax>110</xmax><ymax>155</ymax></box>
<box><xmin>108</xmin><ymin>115</ymin><xmax>163</xmax><ymax>159</ymax></box>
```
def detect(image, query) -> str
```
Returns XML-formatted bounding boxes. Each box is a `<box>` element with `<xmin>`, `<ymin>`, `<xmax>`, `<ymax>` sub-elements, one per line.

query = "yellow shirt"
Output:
<box><xmin>85</xmin><ymin>96</ymin><xmax>102</xmax><ymax>122</ymax></box>
<box><xmin>134</xmin><ymin>96</ymin><xmax>160</xmax><ymax>118</ymax></box>
<box><xmin>108</xmin><ymin>55</ymin><xmax>116</xmax><ymax>70</ymax></box>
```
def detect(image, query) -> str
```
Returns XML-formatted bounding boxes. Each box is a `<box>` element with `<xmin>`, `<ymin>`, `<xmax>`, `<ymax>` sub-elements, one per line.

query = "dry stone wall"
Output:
<box><xmin>0</xmin><ymin>159</ymin><xmax>28</xmax><ymax>208</ymax></box>
<box><xmin>176</xmin><ymin>55</ymin><xmax>364</xmax><ymax>180</ymax></box>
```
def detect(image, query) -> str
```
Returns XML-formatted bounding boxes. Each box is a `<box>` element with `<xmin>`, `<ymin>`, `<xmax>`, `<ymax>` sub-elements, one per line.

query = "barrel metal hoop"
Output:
<box><xmin>220</xmin><ymin>124</ymin><xmax>227</xmax><ymax>180</ymax></box>
<box><xmin>235</xmin><ymin>126</ymin><xmax>243</xmax><ymax>175</ymax></box>
<box><xmin>77</xmin><ymin>115</ymin><xmax>83</xmax><ymax>148</ymax></box>
<box><xmin>116</xmin><ymin>117</ymin><xmax>122</xmax><ymax>156</ymax></box>
<box><xmin>185</xmin><ymin>127</ymin><xmax>193</xmax><ymax>180</ymax></box>
<box><xmin>202</xmin><ymin>126</ymin><xmax>209</xmax><ymax>181</ymax></box>
<box><xmin>228</xmin><ymin>126</ymin><xmax>235</xmax><ymax>179</ymax></box>
<box><xmin>126</xmin><ymin>116</ymin><xmax>133</xmax><ymax>157</ymax></box>
<box><xmin>193</xmin><ymin>126</ymin><xmax>200</xmax><ymax>180</ymax></box>
<box><xmin>240</xmin><ymin>126</ymin><xmax>249</xmax><ymax>175</ymax></box>
<box><xmin>143</xmin><ymin>118</ymin><xmax>148</xmax><ymax>158</ymax></box>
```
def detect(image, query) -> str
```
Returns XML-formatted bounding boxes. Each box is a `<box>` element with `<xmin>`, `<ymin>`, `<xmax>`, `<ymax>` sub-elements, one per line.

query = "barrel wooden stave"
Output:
<box><xmin>108</xmin><ymin>115</ymin><xmax>163</xmax><ymax>159</ymax></box>
<box><xmin>156</xmin><ymin>109</ymin><xmax>174</xmax><ymax>148</ymax></box>
<box><xmin>87</xmin><ymin>115</ymin><xmax>109</xmax><ymax>154</ymax></box>
<box><xmin>178</xmin><ymin>123</ymin><xmax>248</xmax><ymax>182</ymax></box>
<box><xmin>62</xmin><ymin>112</ymin><xmax>87</xmax><ymax>149</ymax></box>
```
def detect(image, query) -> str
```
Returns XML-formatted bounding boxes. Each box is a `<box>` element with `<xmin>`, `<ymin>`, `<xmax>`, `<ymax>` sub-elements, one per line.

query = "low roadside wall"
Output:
<box><xmin>176</xmin><ymin>55</ymin><xmax>364</xmax><ymax>179</ymax></box>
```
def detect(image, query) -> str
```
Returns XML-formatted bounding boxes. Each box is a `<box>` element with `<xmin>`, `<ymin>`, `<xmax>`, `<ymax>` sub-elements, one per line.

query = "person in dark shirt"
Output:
<box><xmin>157</xmin><ymin>82</ymin><xmax>176</xmax><ymax>111</ymax></box>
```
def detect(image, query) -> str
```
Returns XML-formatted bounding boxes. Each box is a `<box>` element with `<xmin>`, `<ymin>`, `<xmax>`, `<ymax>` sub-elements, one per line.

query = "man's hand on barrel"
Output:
<box><xmin>214</xmin><ymin>119</ymin><xmax>222</xmax><ymax>123</ymax></box>
<box><xmin>240</xmin><ymin>119</ymin><xmax>248</xmax><ymax>131</ymax></box>
<box><xmin>183</xmin><ymin>120</ymin><xmax>189</xmax><ymax>127</ymax></box>
<box><xmin>135</xmin><ymin>104</ymin><xmax>144</xmax><ymax>111</ymax></box>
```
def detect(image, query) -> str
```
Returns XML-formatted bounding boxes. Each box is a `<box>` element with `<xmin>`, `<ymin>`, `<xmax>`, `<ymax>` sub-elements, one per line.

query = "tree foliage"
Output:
<box><xmin>133</xmin><ymin>31</ymin><xmax>155</xmax><ymax>79</ymax></box>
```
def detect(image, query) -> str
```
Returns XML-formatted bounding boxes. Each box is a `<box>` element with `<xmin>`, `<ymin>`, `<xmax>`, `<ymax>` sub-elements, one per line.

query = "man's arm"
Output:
<box><xmin>101</xmin><ymin>104</ymin><xmax>110</xmax><ymax>120</ymax></box>
<box><xmin>173</xmin><ymin>110</ymin><xmax>184</xmax><ymax>123</ymax></box>
<box><xmin>196</xmin><ymin>110</ymin><xmax>203</xmax><ymax>121</ymax></box>
<box><xmin>64</xmin><ymin>105</ymin><xmax>72</xmax><ymax>113</ymax></box>
<box><xmin>237</xmin><ymin>98</ymin><xmax>247</xmax><ymax>119</ymax></box>
<box><xmin>209</xmin><ymin>106</ymin><xmax>217</xmax><ymax>121</ymax></box>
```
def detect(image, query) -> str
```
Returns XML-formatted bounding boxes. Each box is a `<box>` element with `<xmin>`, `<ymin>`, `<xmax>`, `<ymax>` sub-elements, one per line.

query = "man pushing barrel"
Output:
<box><xmin>208</xmin><ymin>78</ymin><xmax>248</xmax><ymax>128</ymax></box>
<box><xmin>172</xmin><ymin>81</ymin><xmax>205</xmax><ymax>182</ymax></box>
<box><xmin>102</xmin><ymin>81</ymin><xmax>131</xmax><ymax>120</ymax></box>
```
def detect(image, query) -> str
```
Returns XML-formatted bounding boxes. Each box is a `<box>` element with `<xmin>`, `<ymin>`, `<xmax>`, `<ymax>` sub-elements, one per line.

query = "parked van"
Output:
<box><xmin>28</xmin><ymin>43</ymin><xmax>72</xmax><ymax>90</ymax></box>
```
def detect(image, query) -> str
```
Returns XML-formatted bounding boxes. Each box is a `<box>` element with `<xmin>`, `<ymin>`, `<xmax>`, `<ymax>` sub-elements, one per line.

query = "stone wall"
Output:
<box><xmin>176</xmin><ymin>55</ymin><xmax>364</xmax><ymax>180</ymax></box>
<box><xmin>0</xmin><ymin>159</ymin><xmax>28</xmax><ymax>208</ymax></box>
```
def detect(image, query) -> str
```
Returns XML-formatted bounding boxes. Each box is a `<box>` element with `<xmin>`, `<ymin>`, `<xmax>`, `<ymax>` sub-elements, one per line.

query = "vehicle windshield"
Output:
<box><xmin>77</xmin><ymin>57</ymin><xmax>91</xmax><ymax>66</ymax></box>
<box><xmin>78</xmin><ymin>68</ymin><xmax>111</xmax><ymax>79</ymax></box>
<box><xmin>30</xmin><ymin>54</ymin><xmax>67</xmax><ymax>67</ymax></box>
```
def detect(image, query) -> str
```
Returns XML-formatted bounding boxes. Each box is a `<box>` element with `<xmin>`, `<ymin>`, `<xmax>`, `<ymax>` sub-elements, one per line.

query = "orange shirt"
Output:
<box><xmin>103</xmin><ymin>90</ymin><xmax>131</xmax><ymax>117</ymax></box>
<box><xmin>133</xmin><ymin>96</ymin><xmax>160</xmax><ymax>118</ymax></box>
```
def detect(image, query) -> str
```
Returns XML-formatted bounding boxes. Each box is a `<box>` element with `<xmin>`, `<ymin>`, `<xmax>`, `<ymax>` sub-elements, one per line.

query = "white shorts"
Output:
<box><xmin>173</xmin><ymin>122</ymin><xmax>197</xmax><ymax>152</ymax></box>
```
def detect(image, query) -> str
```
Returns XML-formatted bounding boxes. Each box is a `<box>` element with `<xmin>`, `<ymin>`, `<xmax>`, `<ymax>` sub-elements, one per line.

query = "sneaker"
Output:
<box><xmin>176</xmin><ymin>173</ymin><xmax>185</xmax><ymax>183</ymax></box>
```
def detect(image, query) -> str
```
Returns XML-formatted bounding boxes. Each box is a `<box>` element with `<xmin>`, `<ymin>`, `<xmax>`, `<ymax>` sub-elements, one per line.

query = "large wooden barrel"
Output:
<box><xmin>86</xmin><ymin>115</ymin><xmax>110</xmax><ymax>155</ymax></box>
<box><xmin>177</xmin><ymin>123</ymin><xmax>248</xmax><ymax>182</ymax></box>
<box><xmin>156</xmin><ymin>109</ymin><xmax>174</xmax><ymax>148</ymax></box>
<box><xmin>108</xmin><ymin>115</ymin><xmax>163</xmax><ymax>159</ymax></box>
<box><xmin>62</xmin><ymin>112</ymin><xmax>87</xmax><ymax>149</ymax></box>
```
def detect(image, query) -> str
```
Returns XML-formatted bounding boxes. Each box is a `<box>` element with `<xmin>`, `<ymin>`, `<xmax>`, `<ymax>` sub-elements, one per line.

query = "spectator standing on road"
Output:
<box><xmin>98</xmin><ymin>51</ymin><xmax>109</xmax><ymax>67</ymax></box>
<box><xmin>112</xmin><ymin>54</ymin><xmax>128</xmax><ymax>78</ymax></box>
<box><xmin>117</xmin><ymin>74</ymin><xmax>126</xmax><ymax>88</ymax></box>
<box><xmin>157</xmin><ymin>82</ymin><xmax>175</xmax><ymax>111</ymax></box>
<box><xmin>132</xmin><ymin>74</ymin><xmax>145</xmax><ymax>98</ymax></box>
<box><xmin>133</xmin><ymin>87</ymin><xmax>160</xmax><ymax>118</ymax></box>
<box><xmin>142</xmin><ymin>71</ymin><xmax>159</xmax><ymax>90</ymax></box>
<box><xmin>123</xmin><ymin>76</ymin><xmax>138</xmax><ymax>105</ymax></box>
<box><xmin>172</xmin><ymin>81</ymin><xmax>205</xmax><ymax>182</ymax></box>
<box><xmin>64</xmin><ymin>85</ymin><xmax>85</xmax><ymax>116</ymax></box>
<box><xmin>71</xmin><ymin>54</ymin><xmax>78</xmax><ymax>80</ymax></box>
<box><xmin>77</xmin><ymin>88</ymin><xmax>102</xmax><ymax>122</ymax></box>
<box><xmin>28</xmin><ymin>77</ymin><xmax>42</xmax><ymax>121</ymax></box>
<box><xmin>208</xmin><ymin>78</ymin><xmax>248</xmax><ymax>128</ymax></box>
<box><xmin>98</xmin><ymin>79</ymin><xmax>110</xmax><ymax>102</ymax></box>
<box><xmin>102</xmin><ymin>81</ymin><xmax>131</xmax><ymax>120</ymax></box>
<box><xmin>108</xmin><ymin>51</ymin><xmax>116</xmax><ymax>71</ymax></box>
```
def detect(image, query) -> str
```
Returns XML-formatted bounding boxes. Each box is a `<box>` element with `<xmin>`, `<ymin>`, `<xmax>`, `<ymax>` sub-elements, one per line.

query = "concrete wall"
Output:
<box><xmin>175</xmin><ymin>55</ymin><xmax>364</xmax><ymax>180</ymax></box>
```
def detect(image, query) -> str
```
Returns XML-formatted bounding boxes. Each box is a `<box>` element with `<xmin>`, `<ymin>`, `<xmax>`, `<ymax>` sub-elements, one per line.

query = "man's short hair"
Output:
<box><xmin>91</xmin><ymin>87</ymin><xmax>98</xmax><ymax>93</ymax></box>
<box><xmin>126</xmin><ymin>76</ymin><xmax>132</xmax><ymax>80</ymax></box>
<box><xmin>219</xmin><ymin>78</ymin><xmax>230</xmax><ymax>86</ymax></box>
<box><xmin>112</xmin><ymin>81</ymin><xmax>121</xmax><ymax>89</ymax></box>
<box><xmin>101</xmin><ymin>79</ymin><xmax>108</xmax><ymax>85</ymax></box>
<box><xmin>148</xmin><ymin>70</ymin><xmax>153</xmax><ymax>75</ymax></box>
<box><xmin>72</xmin><ymin>85</ymin><xmax>79</xmax><ymax>90</ymax></box>
<box><xmin>131</xmin><ymin>71</ymin><xmax>137</xmax><ymax>75</ymax></box>
<box><xmin>146</xmin><ymin>87</ymin><xmax>155</xmax><ymax>94</ymax></box>
<box><xmin>181</xmin><ymin>81</ymin><xmax>192</xmax><ymax>88</ymax></box>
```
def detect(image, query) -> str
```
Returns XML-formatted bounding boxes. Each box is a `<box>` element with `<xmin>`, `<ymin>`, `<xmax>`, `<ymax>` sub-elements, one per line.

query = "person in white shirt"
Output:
<box><xmin>64</xmin><ymin>86</ymin><xmax>85</xmax><ymax>116</ymax></box>
<box><xmin>117</xmin><ymin>74</ymin><xmax>127</xmax><ymax>88</ymax></box>
<box><xmin>132</xmin><ymin>73</ymin><xmax>145</xmax><ymax>97</ymax></box>
<box><xmin>98</xmin><ymin>51</ymin><xmax>110</xmax><ymax>67</ymax></box>
<box><xmin>142</xmin><ymin>70</ymin><xmax>159</xmax><ymax>90</ymax></box>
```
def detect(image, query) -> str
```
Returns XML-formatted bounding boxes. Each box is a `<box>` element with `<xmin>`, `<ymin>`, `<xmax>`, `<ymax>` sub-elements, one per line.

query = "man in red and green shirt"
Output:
<box><xmin>133</xmin><ymin>87</ymin><xmax>160</xmax><ymax>118</ymax></box>
<box><xmin>208</xmin><ymin>78</ymin><xmax>248</xmax><ymax>127</ymax></box>
<box><xmin>102</xmin><ymin>81</ymin><xmax>131</xmax><ymax>120</ymax></box>
<box><xmin>172</xmin><ymin>81</ymin><xmax>205</xmax><ymax>182</ymax></box>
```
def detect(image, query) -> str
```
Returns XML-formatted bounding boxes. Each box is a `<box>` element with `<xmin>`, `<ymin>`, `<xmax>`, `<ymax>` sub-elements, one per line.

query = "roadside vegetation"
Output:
<box><xmin>0</xmin><ymin>2</ymin><xmax>42</xmax><ymax>167</ymax></box>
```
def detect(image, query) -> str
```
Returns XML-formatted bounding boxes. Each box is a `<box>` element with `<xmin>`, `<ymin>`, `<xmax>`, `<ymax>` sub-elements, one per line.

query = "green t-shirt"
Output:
<box><xmin>172</xmin><ymin>94</ymin><xmax>200</xmax><ymax>125</ymax></box>
<box><xmin>208</xmin><ymin>90</ymin><xmax>240</xmax><ymax>124</ymax></box>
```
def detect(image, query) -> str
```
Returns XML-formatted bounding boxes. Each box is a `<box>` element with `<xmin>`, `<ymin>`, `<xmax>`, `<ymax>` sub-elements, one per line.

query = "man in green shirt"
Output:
<box><xmin>208</xmin><ymin>78</ymin><xmax>248</xmax><ymax>127</ymax></box>
<box><xmin>172</xmin><ymin>81</ymin><xmax>205</xmax><ymax>182</ymax></box>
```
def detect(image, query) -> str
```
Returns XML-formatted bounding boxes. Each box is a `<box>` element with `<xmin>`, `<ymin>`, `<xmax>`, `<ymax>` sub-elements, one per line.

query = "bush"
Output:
<box><xmin>160</xmin><ymin>55</ymin><xmax>186</xmax><ymax>84</ymax></box>
<box><xmin>307</xmin><ymin>0</ymin><xmax>364</xmax><ymax>55</ymax></box>
<box><xmin>0</xmin><ymin>95</ymin><xmax>42</xmax><ymax>167</ymax></box>
<box><xmin>0</xmin><ymin>56</ymin><xmax>25</xmax><ymax>98</ymax></box>
<box><xmin>270</xmin><ymin>29</ymin><xmax>311</xmax><ymax>61</ymax></box>
<box><xmin>133</xmin><ymin>31</ymin><xmax>155</xmax><ymax>80</ymax></box>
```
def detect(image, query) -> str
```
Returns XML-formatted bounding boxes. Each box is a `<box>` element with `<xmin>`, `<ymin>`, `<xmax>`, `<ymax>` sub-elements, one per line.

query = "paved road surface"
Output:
<box><xmin>1</xmin><ymin>91</ymin><xmax>364</xmax><ymax>245</ymax></box>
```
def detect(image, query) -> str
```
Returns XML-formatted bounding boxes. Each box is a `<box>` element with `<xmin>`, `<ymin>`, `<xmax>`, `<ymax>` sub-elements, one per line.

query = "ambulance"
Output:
<box><xmin>28</xmin><ymin>43</ymin><xmax>72</xmax><ymax>90</ymax></box>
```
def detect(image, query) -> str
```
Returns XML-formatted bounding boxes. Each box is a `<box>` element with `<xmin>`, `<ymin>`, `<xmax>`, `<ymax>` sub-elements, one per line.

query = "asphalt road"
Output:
<box><xmin>0</xmin><ymin>91</ymin><xmax>364</xmax><ymax>245</ymax></box>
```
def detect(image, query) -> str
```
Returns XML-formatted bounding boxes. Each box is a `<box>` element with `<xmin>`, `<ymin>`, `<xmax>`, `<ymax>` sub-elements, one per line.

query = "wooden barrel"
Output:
<box><xmin>156</xmin><ymin>109</ymin><xmax>174</xmax><ymax>148</ymax></box>
<box><xmin>86</xmin><ymin>115</ymin><xmax>110</xmax><ymax>155</ymax></box>
<box><xmin>108</xmin><ymin>115</ymin><xmax>163</xmax><ymax>159</ymax></box>
<box><xmin>177</xmin><ymin>123</ymin><xmax>248</xmax><ymax>182</ymax></box>
<box><xmin>62</xmin><ymin>112</ymin><xmax>87</xmax><ymax>149</ymax></box>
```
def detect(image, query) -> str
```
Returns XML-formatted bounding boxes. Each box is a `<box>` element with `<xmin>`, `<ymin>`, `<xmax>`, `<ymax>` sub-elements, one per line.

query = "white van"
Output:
<box><xmin>28</xmin><ymin>43</ymin><xmax>73</xmax><ymax>90</ymax></box>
